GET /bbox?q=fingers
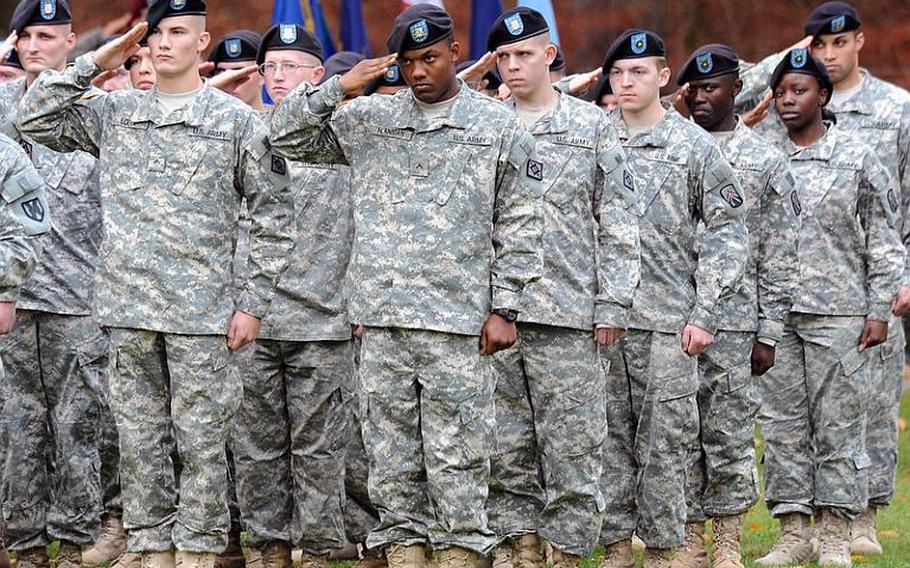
[198,61,215,76]
[122,22,149,46]
[479,328,489,355]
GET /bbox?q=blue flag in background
[303,0,337,58]
[470,0,502,59]
[341,0,371,56]
[517,0,560,45]
[271,0,304,25]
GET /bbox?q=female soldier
[756,48,904,568]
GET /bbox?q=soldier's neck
[834,67,863,92]
[157,72,205,95]
[25,63,65,90]
[787,117,826,148]
[515,83,558,111]
[621,100,666,130]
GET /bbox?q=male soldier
[0,49,24,84]
[208,30,264,111]
[270,5,543,568]
[230,23,352,568]
[0,2,114,568]
[0,133,50,568]
[16,2,295,568]
[596,30,747,568]
[735,2,910,556]
[483,8,639,568]
[670,44,801,568]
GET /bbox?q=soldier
[669,44,801,568]
[0,133,50,568]
[483,8,639,568]
[755,49,903,568]
[208,30,264,111]
[270,5,544,568]
[596,30,747,568]
[16,2,296,568]
[0,49,24,84]
[0,2,114,568]
[737,2,910,557]
[230,23,353,568]
[126,42,155,91]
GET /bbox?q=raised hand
[93,22,148,71]
[338,54,397,96]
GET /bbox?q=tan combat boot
[600,539,635,568]
[849,507,882,556]
[55,541,82,568]
[817,510,851,567]
[436,547,481,568]
[386,544,427,568]
[670,522,707,568]
[112,553,142,568]
[353,547,388,568]
[512,535,543,568]
[83,516,128,566]
[754,513,817,566]
[295,553,329,568]
[643,548,674,568]
[490,543,512,568]
[0,540,8,568]
[16,546,49,568]
[548,546,580,568]
[631,535,645,553]
[251,541,291,568]
[174,552,216,568]
[711,514,745,568]
[139,551,176,568]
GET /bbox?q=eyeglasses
[258,62,318,76]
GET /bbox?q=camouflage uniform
[270,77,543,553]
[685,121,801,522]
[0,77,110,551]
[758,125,904,518]
[739,58,910,511]
[487,92,639,556]
[17,54,295,553]
[598,106,748,549]
[232,113,354,554]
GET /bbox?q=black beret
[770,48,833,106]
[257,24,323,67]
[594,74,612,99]
[386,4,454,55]
[677,43,741,85]
[486,7,549,53]
[2,49,23,70]
[804,2,861,37]
[550,45,566,72]
[456,59,502,90]
[146,0,206,36]
[376,63,406,88]
[10,0,71,34]
[209,30,261,65]
[602,29,666,73]
[321,51,364,83]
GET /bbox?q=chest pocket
[164,128,233,196]
[365,125,414,204]
[631,153,688,233]
[541,136,595,210]
[423,131,494,207]
[812,167,859,230]
[105,120,152,195]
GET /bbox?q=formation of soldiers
[0,2,908,568]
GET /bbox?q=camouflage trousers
[599,329,698,549]
[0,310,108,549]
[865,319,905,507]
[360,327,496,553]
[232,339,351,554]
[758,314,870,519]
[487,324,606,556]
[344,337,380,546]
[107,328,240,553]
[685,331,758,522]
[95,349,122,519]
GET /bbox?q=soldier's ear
[853,31,864,53]
[449,40,460,62]
[732,78,743,99]
[198,31,211,54]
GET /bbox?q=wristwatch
[491,308,519,323]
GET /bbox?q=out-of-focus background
[1,0,908,88]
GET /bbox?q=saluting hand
[567,68,602,96]
[0,302,16,336]
[458,51,497,91]
[742,92,773,128]
[0,32,17,66]
[209,64,259,93]
[93,22,147,71]
[227,310,261,351]
[338,54,397,96]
